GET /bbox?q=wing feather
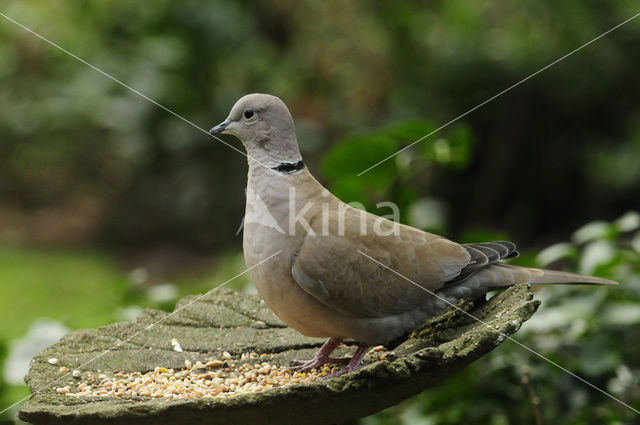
[289,206,471,318]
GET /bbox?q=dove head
[209,94,302,167]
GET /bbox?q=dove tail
[484,263,618,286]
[437,251,617,303]
[524,266,618,285]
[451,240,618,287]
[436,263,617,306]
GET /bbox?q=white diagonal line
[0,250,282,415]
[0,11,280,176]
[356,249,639,415]
[357,10,640,176]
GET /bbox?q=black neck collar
[271,160,305,173]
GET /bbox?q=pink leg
[291,337,350,371]
[324,343,369,378]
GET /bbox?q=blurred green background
[1,1,639,424]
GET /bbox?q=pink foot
[323,343,368,379]
[291,338,349,371]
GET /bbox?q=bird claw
[291,341,370,378]
[289,338,370,377]
[320,354,368,379]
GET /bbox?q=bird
[209,93,617,377]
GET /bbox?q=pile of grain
[54,347,390,399]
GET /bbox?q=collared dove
[209,93,617,376]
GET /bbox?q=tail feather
[437,245,617,301]
[487,263,618,286]
[437,263,617,301]
[525,267,618,285]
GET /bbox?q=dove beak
[209,119,231,135]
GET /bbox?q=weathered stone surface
[18,284,539,425]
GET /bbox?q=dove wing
[290,206,472,318]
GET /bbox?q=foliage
[321,120,472,232]
[0,1,639,250]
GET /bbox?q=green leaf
[578,240,616,274]
[571,221,612,244]
[421,125,473,169]
[321,133,400,208]
[614,211,640,233]
[386,120,438,142]
[536,242,577,267]
[602,303,640,326]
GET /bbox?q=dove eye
[243,108,255,120]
